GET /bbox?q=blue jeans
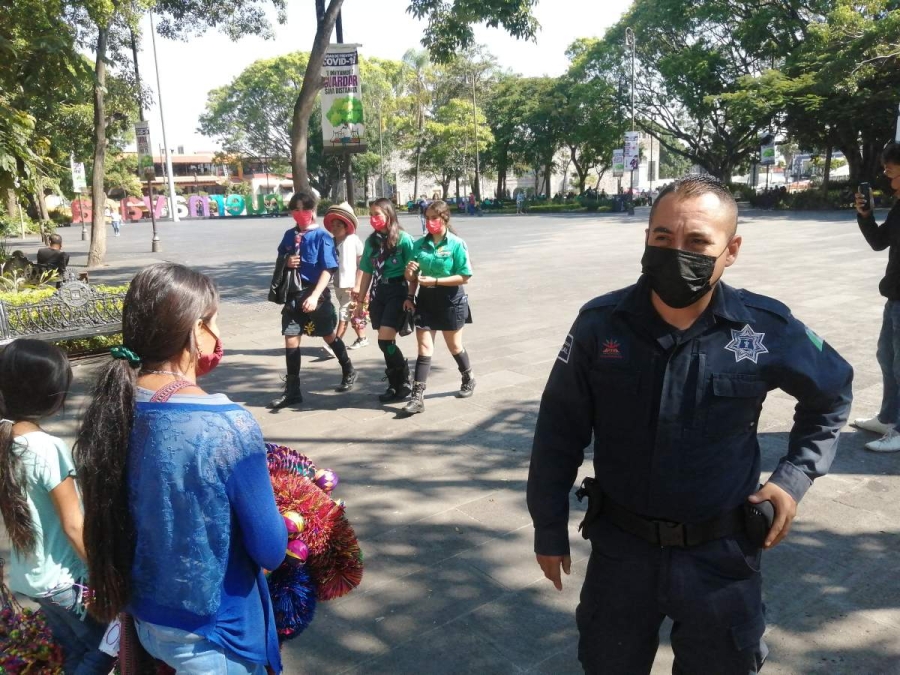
[36,585,117,675]
[135,620,267,675]
[877,300,900,429]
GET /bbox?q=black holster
[575,477,605,539]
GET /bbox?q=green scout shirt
[412,231,473,279]
[360,230,415,279]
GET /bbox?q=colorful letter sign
[321,44,367,155]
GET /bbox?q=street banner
[624,131,640,171]
[760,134,776,166]
[70,157,86,192]
[321,44,367,155]
[613,149,625,177]
[134,121,155,175]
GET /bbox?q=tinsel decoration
[307,514,364,601]
[266,443,317,480]
[268,564,317,641]
[0,605,64,674]
[269,472,344,556]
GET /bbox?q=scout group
[2,158,900,675]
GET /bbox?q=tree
[289,0,539,194]
[400,49,433,201]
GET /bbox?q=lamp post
[625,27,636,215]
[378,105,386,197]
[149,11,178,241]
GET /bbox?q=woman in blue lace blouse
[74,263,288,674]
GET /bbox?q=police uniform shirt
[412,231,473,279]
[527,276,853,556]
[359,231,415,279]
[277,225,338,285]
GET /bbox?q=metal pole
[378,106,385,197]
[471,72,481,201]
[150,11,178,237]
[625,27,636,215]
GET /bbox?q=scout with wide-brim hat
[323,202,358,235]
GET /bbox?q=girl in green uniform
[353,198,416,401]
[402,200,474,415]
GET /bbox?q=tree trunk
[413,99,423,201]
[544,161,553,196]
[291,0,343,193]
[455,174,460,201]
[496,149,507,199]
[88,25,109,268]
[343,155,354,204]
[822,144,833,195]
[35,185,49,221]
[5,188,17,221]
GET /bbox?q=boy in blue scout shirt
[527,176,853,674]
[268,192,357,409]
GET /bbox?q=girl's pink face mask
[292,210,315,227]
[370,214,387,232]
[425,218,444,235]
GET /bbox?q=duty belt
[575,478,765,548]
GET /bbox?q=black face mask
[641,245,726,309]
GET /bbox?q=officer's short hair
[883,142,900,167]
[651,175,738,237]
[49,233,63,247]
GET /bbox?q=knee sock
[414,355,432,383]
[330,337,352,369]
[285,347,301,377]
[452,349,471,373]
[378,339,405,370]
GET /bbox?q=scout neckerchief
[369,232,390,300]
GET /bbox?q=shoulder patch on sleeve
[579,286,632,314]
[805,327,825,351]
[557,333,574,364]
[738,289,791,322]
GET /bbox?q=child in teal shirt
[0,340,115,675]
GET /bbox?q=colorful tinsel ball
[268,563,317,641]
[286,539,309,564]
[313,469,339,493]
[283,510,306,535]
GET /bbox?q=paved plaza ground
[2,208,900,674]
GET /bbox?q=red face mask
[370,215,387,232]
[292,210,315,228]
[197,325,223,377]
[425,218,444,235]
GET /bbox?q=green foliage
[326,97,364,126]
[54,332,123,356]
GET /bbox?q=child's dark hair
[883,142,900,167]
[424,200,457,234]
[369,198,405,252]
[73,262,218,621]
[0,340,72,554]
[288,191,318,212]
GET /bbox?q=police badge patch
[558,333,574,364]
[725,324,769,364]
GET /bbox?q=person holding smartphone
[852,142,900,452]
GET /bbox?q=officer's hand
[748,482,797,549]
[286,255,301,270]
[301,292,319,313]
[535,554,571,591]
[854,192,872,216]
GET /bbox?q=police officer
[526,175,853,674]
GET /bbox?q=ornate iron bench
[0,274,126,345]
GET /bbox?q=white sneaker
[865,429,900,453]
[852,415,893,435]
[347,337,369,350]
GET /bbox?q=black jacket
[526,278,853,556]
[858,201,900,300]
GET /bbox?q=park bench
[0,274,126,345]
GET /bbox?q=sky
[134,0,633,153]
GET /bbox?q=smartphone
[859,182,872,209]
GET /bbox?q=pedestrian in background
[353,198,415,402]
[516,191,525,214]
[527,175,852,674]
[75,263,287,674]
[852,142,900,451]
[111,202,122,236]
[0,340,116,675]
[402,200,474,415]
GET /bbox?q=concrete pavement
[2,209,900,674]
